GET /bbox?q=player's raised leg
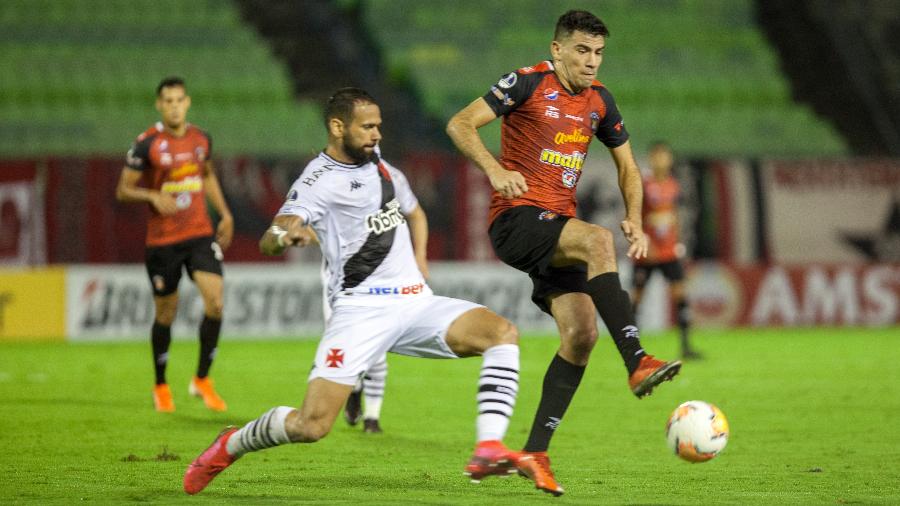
[442,307,521,482]
[189,270,227,411]
[184,378,352,495]
[554,218,681,398]
[151,293,178,412]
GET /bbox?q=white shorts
[308,295,483,385]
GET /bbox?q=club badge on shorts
[538,210,559,221]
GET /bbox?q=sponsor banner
[762,160,900,263]
[0,267,66,340]
[687,262,900,327]
[63,261,894,341]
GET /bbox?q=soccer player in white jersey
[184,88,535,495]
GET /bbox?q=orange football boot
[189,376,228,411]
[183,427,238,494]
[464,440,518,482]
[516,451,564,496]
[628,355,681,398]
[153,384,175,412]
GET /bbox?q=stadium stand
[0,0,323,157]
[361,0,849,156]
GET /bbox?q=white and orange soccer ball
[666,400,729,462]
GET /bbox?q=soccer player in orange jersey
[633,141,701,360]
[448,11,680,495]
[116,77,233,413]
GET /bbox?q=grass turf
[1,328,898,504]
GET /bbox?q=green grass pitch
[1,328,898,504]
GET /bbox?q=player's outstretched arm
[259,215,311,256]
[609,141,648,259]
[115,167,177,215]
[202,161,234,250]
[404,204,430,279]
[446,98,528,199]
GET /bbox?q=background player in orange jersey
[116,76,233,413]
[447,10,681,495]
[632,141,701,360]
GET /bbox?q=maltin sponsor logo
[539,149,585,171]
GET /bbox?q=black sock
[197,316,222,378]
[151,322,171,385]
[676,299,691,350]
[523,354,585,453]
[585,272,645,374]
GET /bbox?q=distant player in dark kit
[632,141,701,360]
[116,76,233,413]
[447,10,681,495]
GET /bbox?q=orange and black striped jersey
[126,122,213,247]
[482,60,629,224]
[637,175,680,264]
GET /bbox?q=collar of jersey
[319,152,371,169]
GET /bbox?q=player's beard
[343,139,376,165]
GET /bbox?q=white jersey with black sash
[278,152,430,307]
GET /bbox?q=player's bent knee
[585,226,614,255]
[491,319,519,346]
[285,415,332,443]
[560,324,598,358]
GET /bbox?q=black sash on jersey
[341,162,397,289]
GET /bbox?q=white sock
[476,344,519,442]
[363,356,388,420]
[226,406,293,457]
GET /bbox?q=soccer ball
[666,400,729,462]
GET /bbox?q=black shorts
[488,206,588,315]
[632,259,685,290]
[145,236,223,296]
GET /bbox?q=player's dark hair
[554,10,609,40]
[324,87,377,128]
[156,76,186,96]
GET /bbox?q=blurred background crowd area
[1,0,897,266]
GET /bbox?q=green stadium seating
[0,0,320,157]
[363,0,847,156]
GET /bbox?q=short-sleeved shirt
[277,152,427,307]
[638,175,680,264]
[126,122,213,247]
[482,60,630,224]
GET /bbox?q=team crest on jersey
[590,111,600,133]
[497,72,517,89]
[543,88,558,101]
[538,210,559,221]
[160,152,173,166]
[562,169,580,188]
